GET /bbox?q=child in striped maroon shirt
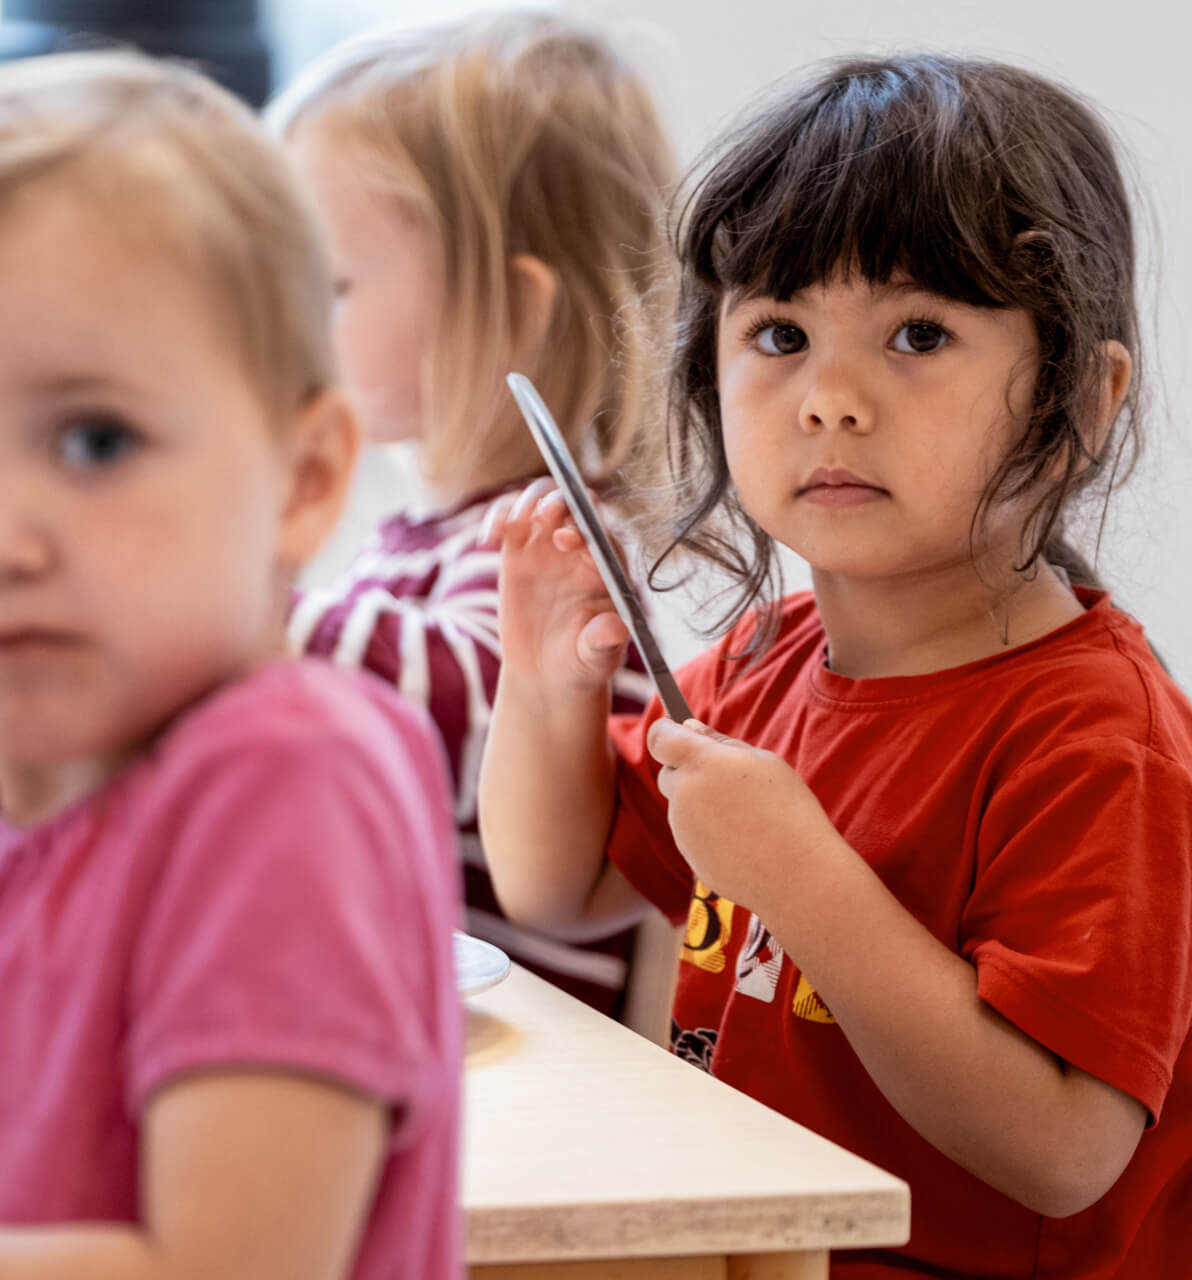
[268,10,677,1017]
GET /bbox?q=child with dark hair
[480,54,1192,1278]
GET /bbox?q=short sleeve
[125,715,459,1125]
[964,738,1192,1121]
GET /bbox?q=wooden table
[464,964,909,1279]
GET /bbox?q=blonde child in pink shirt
[0,50,461,1280]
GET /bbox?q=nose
[0,503,54,584]
[797,359,876,435]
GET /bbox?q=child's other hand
[482,479,629,697]
[647,717,844,912]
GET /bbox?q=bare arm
[787,841,1144,1217]
[0,1072,389,1280]
[650,718,1146,1217]
[478,482,651,940]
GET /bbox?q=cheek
[719,379,787,477]
[926,385,1015,483]
[334,297,423,408]
[331,305,373,392]
[130,521,281,671]
[716,359,759,461]
[137,492,274,595]
[715,347,753,421]
[716,408,750,491]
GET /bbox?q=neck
[1,750,138,829]
[0,622,290,830]
[812,557,1085,679]
[415,454,545,510]
[412,403,550,509]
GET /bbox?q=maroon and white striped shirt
[289,483,652,1015]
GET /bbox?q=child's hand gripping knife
[478,479,653,943]
[646,717,848,916]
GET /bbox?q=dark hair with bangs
[655,53,1142,651]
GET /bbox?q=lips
[0,628,81,651]
[797,467,886,495]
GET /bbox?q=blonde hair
[0,49,336,421]
[267,8,676,496]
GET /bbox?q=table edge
[466,1183,911,1264]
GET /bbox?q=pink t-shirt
[0,659,463,1279]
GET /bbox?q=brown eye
[892,321,948,354]
[756,323,807,355]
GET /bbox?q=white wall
[270,0,1192,683]
[263,0,518,75]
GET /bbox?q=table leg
[468,1251,830,1279]
[469,1256,725,1278]
[726,1251,830,1279]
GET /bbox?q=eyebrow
[13,371,144,397]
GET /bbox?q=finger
[479,493,519,546]
[682,718,734,745]
[538,487,570,515]
[577,610,629,658]
[656,762,675,801]
[529,488,577,542]
[646,716,706,767]
[507,476,558,523]
[552,524,585,552]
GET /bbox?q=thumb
[576,611,630,672]
[647,714,713,766]
[685,719,738,747]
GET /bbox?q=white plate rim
[453,930,512,997]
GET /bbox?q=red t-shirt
[608,589,1192,1279]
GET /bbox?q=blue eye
[755,323,807,356]
[891,321,949,354]
[58,417,140,470]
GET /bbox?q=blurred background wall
[2,1,1186,680]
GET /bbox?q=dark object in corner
[0,0,271,106]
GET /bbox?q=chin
[0,721,109,770]
[803,555,920,583]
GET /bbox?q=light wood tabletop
[464,963,910,1279]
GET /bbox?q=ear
[509,252,559,368]
[276,388,361,570]
[1090,339,1132,455]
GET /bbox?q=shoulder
[724,590,823,657]
[996,592,1192,766]
[120,662,460,988]
[122,662,462,1117]
[677,590,824,702]
[146,660,454,841]
[168,658,441,757]
[290,496,505,648]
